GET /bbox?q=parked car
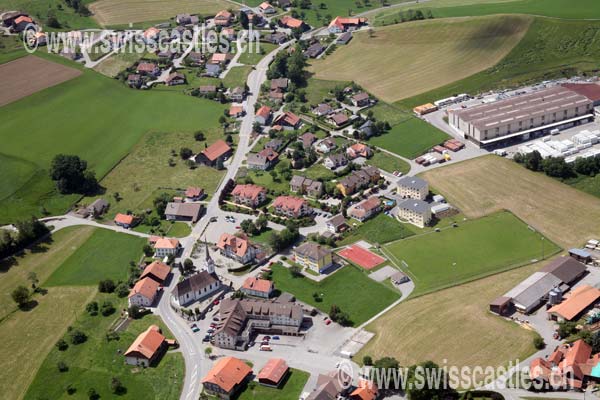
[272,336,280,340]
[325,319,331,325]
[260,345,272,351]
[202,335,211,342]
[190,324,200,332]
[213,299,220,305]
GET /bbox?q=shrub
[533,336,545,350]
[56,339,68,351]
[363,355,373,366]
[11,285,30,307]
[86,301,99,316]
[57,361,69,372]
[69,329,87,345]
[115,282,130,298]
[101,301,115,316]
[98,279,115,293]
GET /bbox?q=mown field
[271,263,400,326]
[366,150,411,174]
[383,211,560,296]
[89,0,233,26]
[237,368,310,400]
[0,53,226,223]
[421,156,600,249]
[308,15,531,102]
[358,260,542,376]
[398,17,600,109]
[338,213,415,246]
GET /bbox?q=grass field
[0,53,226,223]
[357,260,542,376]
[24,296,184,400]
[89,0,233,26]
[398,17,600,109]
[368,116,450,159]
[238,43,278,66]
[0,34,26,65]
[566,174,600,200]
[271,263,400,326]
[384,211,559,296]
[293,0,407,28]
[338,213,415,246]
[308,15,531,102]
[223,65,254,89]
[0,0,98,29]
[367,150,411,173]
[304,78,352,106]
[238,368,310,400]
[45,229,146,286]
[422,156,600,249]
[94,51,143,78]
[83,130,226,218]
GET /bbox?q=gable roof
[185,187,204,198]
[295,242,331,260]
[256,105,272,119]
[129,277,160,300]
[232,184,266,200]
[258,358,288,383]
[140,261,170,283]
[350,379,378,400]
[202,356,252,392]
[540,256,587,285]
[114,213,134,225]
[549,285,600,321]
[201,139,232,162]
[242,277,273,294]
[124,325,165,359]
[174,271,218,298]
[154,237,180,249]
[218,233,251,257]
[280,15,304,28]
[273,195,307,213]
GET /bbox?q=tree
[204,347,213,358]
[69,329,87,345]
[86,301,99,316]
[533,336,545,350]
[98,279,116,293]
[194,131,206,141]
[255,214,268,231]
[289,265,303,277]
[111,377,125,395]
[329,304,352,326]
[101,301,115,316]
[239,10,249,29]
[153,192,172,217]
[143,244,154,257]
[56,338,68,351]
[11,285,30,308]
[27,271,39,289]
[88,388,99,400]
[363,355,373,366]
[179,147,193,160]
[128,304,144,319]
[115,282,130,298]
[50,154,98,194]
[405,360,457,400]
[57,361,69,372]
[46,15,61,28]
[183,258,195,275]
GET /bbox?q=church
[172,241,222,307]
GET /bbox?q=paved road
[39,215,151,238]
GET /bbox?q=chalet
[128,277,161,307]
[259,2,276,14]
[231,184,267,207]
[277,0,291,8]
[157,50,175,60]
[289,175,323,198]
[272,195,311,218]
[304,42,325,58]
[165,72,186,86]
[326,214,348,233]
[279,15,306,30]
[2,12,28,27]
[127,74,142,88]
[255,105,272,125]
[188,51,204,65]
[264,138,283,151]
[11,15,33,33]
[205,63,221,77]
[202,357,252,399]
[358,120,375,137]
[306,370,352,400]
[346,143,372,159]
[218,233,258,264]
[274,111,301,130]
[196,139,232,167]
[328,16,367,33]
[214,10,233,26]
[173,271,221,306]
[185,187,204,201]
[229,86,245,102]
[199,85,217,95]
[210,52,233,65]
[313,103,333,116]
[323,153,348,170]
[352,92,370,107]
[165,202,203,222]
[348,196,381,221]
[140,261,171,284]
[114,213,136,228]
[222,28,236,41]
[317,138,336,153]
[248,148,279,170]
[270,78,289,91]
[329,112,349,127]
[258,359,289,387]
[176,13,199,25]
[136,62,160,76]
[299,132,317,149]
[269,89,284,102]
[124,325,166,367]
[241,277,274,298]
[349,379,379,400]
[142,27,160,43]
[153,237,181,258]
[264,32,288,44]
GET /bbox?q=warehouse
[448,86,595,148]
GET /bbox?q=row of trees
[513,150,600,180]
[50,154,98,195]
[0,217,50,259]
[240,214,269,236]
[267,44,307,87]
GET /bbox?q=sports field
[383,211,560,296]
[90,0,233,26]
[308,15,531,102]
[338,213,415,246]
[0,56,81,107]
[422,156,600,249]
[358,260,542,375]
[0,54,226,223]
[338,245,386,270]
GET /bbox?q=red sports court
[338,244,385,270]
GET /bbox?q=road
[39,214,151,238]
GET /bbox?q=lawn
[94,51,144,78]
[82,130,226,219]
[238,42,278,65]
[249,227,274,245]
[271,263,400,326]
[304,77,351,106]
[338,213,415,246]
[133,220,192,237]
[357,260,542,379]
[45,228,146,286]
[293,0,407,28]
[308,15,531,102]
[367,150,411,174]
[397,17,600,109]
[566,174,600,200]
[244,164,292,195]
[238,368,310,400]
[368,117,449,159]
[24,294,184,400]
[223,65,254,89]
[299,163,337,181]
[0,34,26,65]
[89,0,233,26]
[0,53,226,223]
[383,211,560,296]
[422,155,600,249]
[0,0,98,29]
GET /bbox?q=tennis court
[338,244,386,270]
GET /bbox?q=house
[299,132,317,149]
[350,379,379,400]
[336,166,380,196]
[114,213,135,228]
[128,277,161,307]
[196,139,232,167]
[306,369,352,400]
[397,199,431,228]
[173,271,221,306]
[188,51,204,66]
[205,63,221,77]
[124,325,166,367]
[317,138,337,153]
[269,89,284,102]
[346,143,372,159]
[230,86,245,102]
[258,358,289,387]
[264,138,283,151]
[165,202,203,222]
[324,153,348,170]
[218,233,258,264]
[255,105,272,125]
[185,187,204,201]
[153,238,181,258]
[214,10,233,26]
[222,28,236,40]
[314,103,334,117]
[87,198,108,217]
[289,175,323,198]
[270,78,289,92]
[391,271,409,285]
[264,32,288,44]
[259,1,276,13]
[199,85,217,95]
[548,285,600,322]
[337,31,352,45]
[127,74,142,88]
[352,92,370,107]
[231,184,267,207]
[176,13,199,25]
[328,16,367,33]
[11,15,33,33]
[277,0,291,8]
[274,111,301,130]
[157,50,175,60]
[326,214,348,233]
[279,15,306,30]
[241,276,274,298]
[329,112,349,127]
[165,72,186,86]
[294,242,333,274]
[136,62,159,76]
[358,120,375,137]
[348,196,381,221]
[142,27,160,42]
[2,12,28,27]
[211,52,233,65]
[140,260,170,284]
[272,195,311,218]
[397,176,429,200]
[247,148,279,170]
[229,105,244,118]
[304,42,325,58]
[201,357,252,399]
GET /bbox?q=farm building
[164,202,203,222]
[448,86,595,148]
[140,261,170,284]
[201,356,252,399]
[87,198,108,217]
[114,213,136,228]
[128,277,161,307]
[258,358,289,387]
[548,285,600,322]
[124,325,167,367]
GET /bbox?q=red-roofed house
[241,277,274,298]
[229,104,244,118]
[140,261,171,283]
[231,184,267,207]
[346,143,372,159]
[258,358,289,387]
[185,186,205,200]
[259,2,276,14]
[274,111,301,130]
[196,139,232,167]
[214,10,233,26]
[548,285,600,322]
[348,196,381,221]
[218,233,258,264]
[279,15,306,30]
[272,195,311,218]
[114,213,136,228]
[136,62,160,76]
[202,356,252,399]
[154,238,181,258]
[128,277,161,307]
[328,16,367,33]
[350,379,379,400]
[11,15,33,32]
[124,325,167,366]
[255,105,272,125]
